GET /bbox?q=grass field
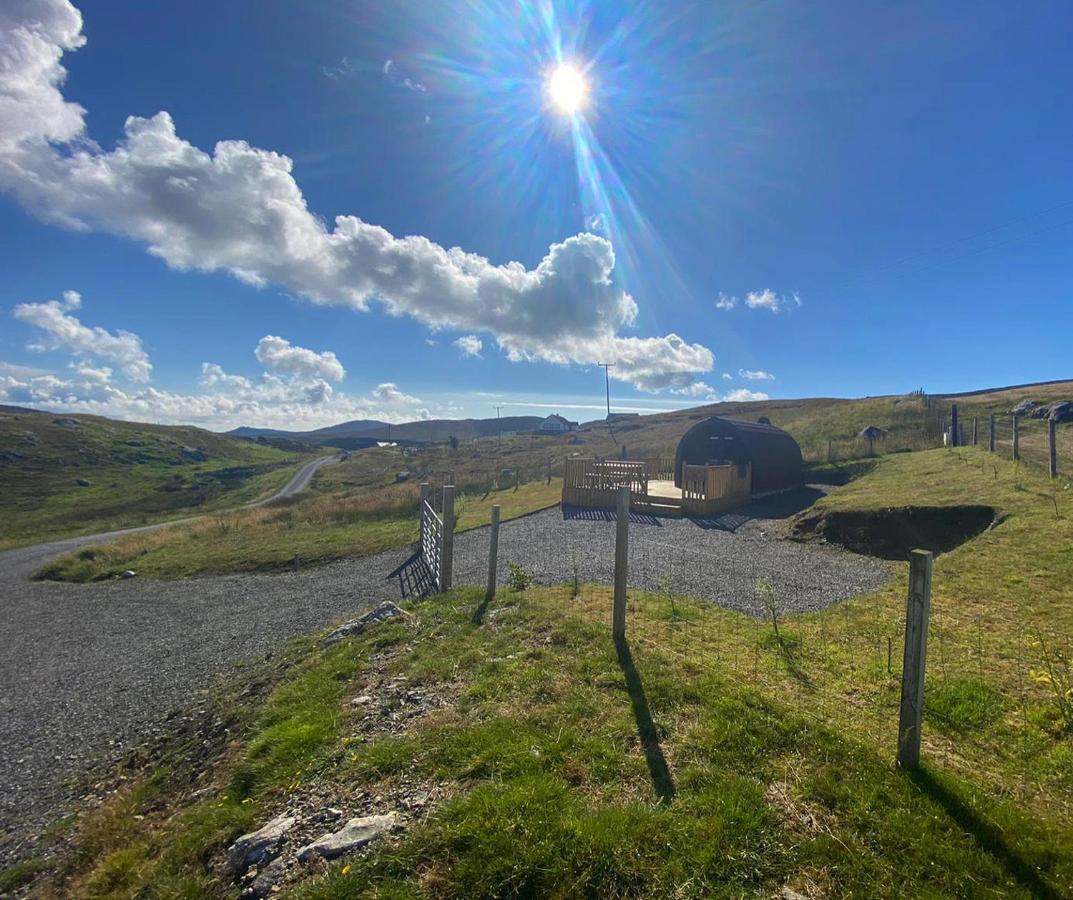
[0,407,306,549]
[16,446,1072,897]
[38,478,563,581]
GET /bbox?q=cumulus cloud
[12,291,152,381]
[715,293,737,311]
[738,368,775,381]
[721,372,733,380]
[254,335,345,383]
[745,289,801,313]
[0,293,430,428]
[723,388,770,402]
[371,382,421,406]
[199,361,252,391]
[0,0,715,394]
[453,335,482,358]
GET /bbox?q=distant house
[539,414,578,434]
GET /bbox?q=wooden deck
[562,459,752,519]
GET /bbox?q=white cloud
[586,213,607,233]
[371,382,421,406]
[738,368,775,381]
[12,292,152,381]
[199,361,252,391]
[744,289,801,313]
[0,353,429,430]
[0,1,715,395]
[721,372,733,381]
[254,335,345,383]
[453,334,483,358]
[715,293,737,311]
[723,388,770,402]
[382,58,426,92]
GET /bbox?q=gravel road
[0,484,889,865]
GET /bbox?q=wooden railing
[563,456,750,515]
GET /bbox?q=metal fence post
[949,404,959,448]
[898,549,933,769]
[441,484,455,591]
[988,414,995,453]
[1012,415,1020,461]
[485,504,500,603]
[1049,418,1058,478]
[613,485,629,641]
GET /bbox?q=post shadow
[471,593,492,625]
[614,636,676,802]
[907,767,1061,900]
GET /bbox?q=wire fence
[930,407,1072,483]
[427,472,1073,824]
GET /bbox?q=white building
[539,414,578,434]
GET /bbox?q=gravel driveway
[453,490,891,616]
[0,485,889,865]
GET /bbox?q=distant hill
[227,415,545,445]
[0,406,302,548]
[228,420,389,440]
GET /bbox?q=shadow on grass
[471,591,492,625]
[615,636,676,803]
[908,767,1062,900]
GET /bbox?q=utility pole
[494,405,503,448]
[597,362,615,419]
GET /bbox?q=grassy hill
[0,406,307,549]
[228,415,546,446]
[27,449,1073,897]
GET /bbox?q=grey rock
[297,812,399,862]
[350,694,374,706]
[1010,398,1037,417]
[227,814,296,874]
[52,417,81,428]
[179,445,209,461]
[246,857,286,899]
[76,478,91,487]
[120,570,136,579]
[1037,400,1073,423]
[322,601,404,647]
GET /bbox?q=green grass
[0,407,305,549]
[47,576,1071,898]
[0,858,48,892]
[38,478,563,581]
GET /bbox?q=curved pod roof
[674,416,802,495]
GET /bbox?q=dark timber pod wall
[673,416,803,495]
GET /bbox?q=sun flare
[547,63,588,115]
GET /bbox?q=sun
[547,63,588,115]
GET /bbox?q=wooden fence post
[972,416,978,446]
[988,414,995,453]
[949,404,959,448]
[441,484,455,591]
[1049,418,1058,478]
[898,549,933,769]
[485,504,500,603]
[1012,416,1020,461]
[613,485,629,641]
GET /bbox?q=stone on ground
[322,601,404,647]
[227,814,296,874]
[297,812,399,862]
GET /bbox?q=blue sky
[1,0,1070,430]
